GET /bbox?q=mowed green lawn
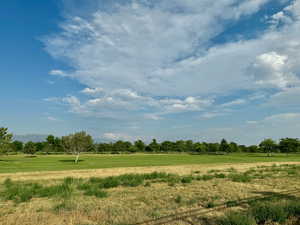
[1,153,300,173]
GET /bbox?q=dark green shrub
[226,200,239,207]
[215,173,226,179]
[201,175,214,181]
[144,182,151,187]
[99,177,121,188]
[83,186,108,198]
[118,174,144,187]
[251,202,288,223]
[143,172,171,180]
[219,212,256,225]
[39,182,73,199]
[229,174,252,183]
[205,201,215,208]
[2,182,43,203]
[284,201,300,217]
[175,195,182,204]
[181,176,193,184]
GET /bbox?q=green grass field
[1,153,300,173]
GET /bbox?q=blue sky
[1,0,300,144]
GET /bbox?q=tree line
[1,127,300,157]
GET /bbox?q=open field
[1,154,300,225]
[1,153,300,174]
[1,163,300,225]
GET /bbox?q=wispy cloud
[42,0,300,143]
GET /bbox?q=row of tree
[1,127,300,157]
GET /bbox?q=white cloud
[47,116,60,122]
[200,112,227,119]
[102,132,134,141]
[81,87,104,95]
[221,99,247,108]
[45,0,277,96]
[44,0,300,123]
[264,112,300,122]
[251,51,297,89]
[49,70,68,77]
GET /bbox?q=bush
[99,177,121,188]
[284,201,300,217]
[229,173,252,183]
[2,181,43,203]
[181,176,193,184]
[214,173,226,179]
[205,201,215,208]
[83,186,108,198]
[251,202,288,223]
[226,200,239,207]
[175,195,182,204]
[40,182,73,199]
[219,212,256,225]
[200,174,214,181]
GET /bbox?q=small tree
[24,141,37,155]
[0,127,13,155]
[62,131,93,163]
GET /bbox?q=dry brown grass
[1,162,300,225]
[1,161,300,182]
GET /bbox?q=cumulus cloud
[81,87,104,95]
[44,0,300,124]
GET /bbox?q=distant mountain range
[14,134,49,143]
[13,134,105,143]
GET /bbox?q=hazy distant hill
[14,134,49,143]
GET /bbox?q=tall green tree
[134,140,145,152]
[160,141,174,153]
[146,139,160,152]
[194,142,208,153]
[0,128,13,155]
[229,142,239,153]
[97,143,113,153]
[219,139,230,153]
[185,140,194,152]
[112,141,132,153]
[279,138,300,154]
[259,139,277,156]
[11,140,23,152]
[247,145,258,153]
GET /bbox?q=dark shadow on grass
[0,159,16,162]
[250,191,299,202]
[247,155,277,158]
[59,159,85,163]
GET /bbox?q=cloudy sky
[1,0,300,144]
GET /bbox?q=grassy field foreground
[1,163,300,225]
[1,153,300,173]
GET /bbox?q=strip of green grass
[0,153,300,173]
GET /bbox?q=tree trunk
[75,152,80,163]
